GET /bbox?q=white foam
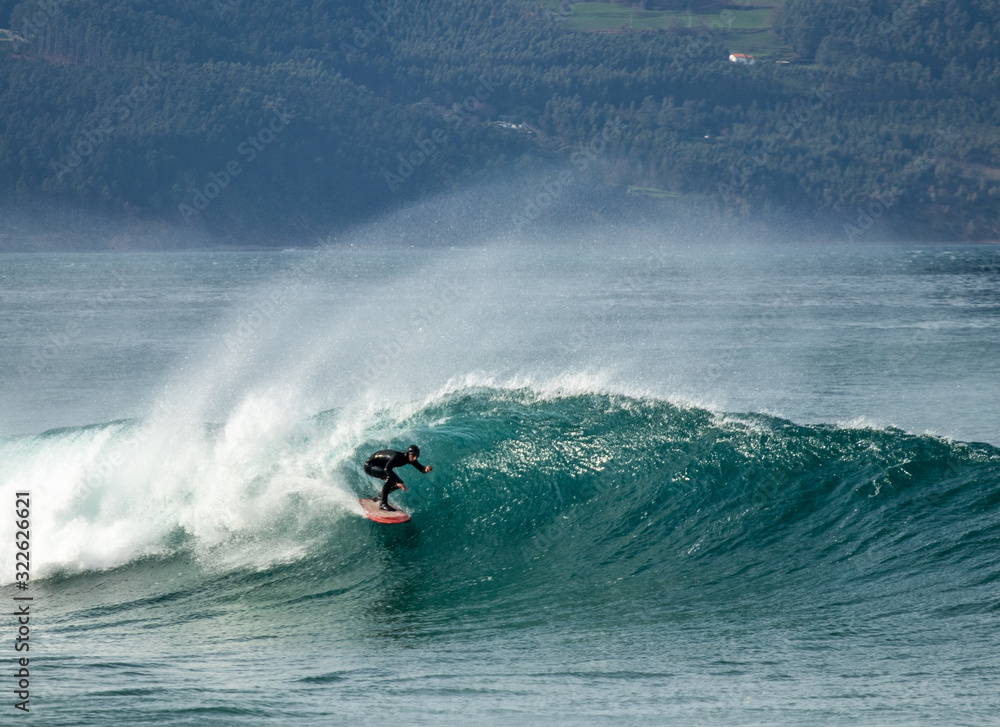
[0,391,360,583]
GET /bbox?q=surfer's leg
[366,464,389,503]
[379,476,401,510]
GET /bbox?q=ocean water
[1,237,999,725]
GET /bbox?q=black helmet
[406,444,420,457]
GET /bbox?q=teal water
[1,240,999,724]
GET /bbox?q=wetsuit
[364,449,427,509]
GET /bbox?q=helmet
[406,444,420,457]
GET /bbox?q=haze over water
[4,236,998,443]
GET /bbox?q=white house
[729,53,755,65]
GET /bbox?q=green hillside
[1,0,998,241]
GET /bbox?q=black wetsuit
[364,449,427,509]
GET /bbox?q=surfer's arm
[412,459,431,473]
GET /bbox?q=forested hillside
[1,0,998,241]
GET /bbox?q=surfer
[364,445,432,510]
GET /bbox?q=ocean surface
[1,237,999,725]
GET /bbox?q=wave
[3,385,999,615]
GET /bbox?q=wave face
[4,385,998,621]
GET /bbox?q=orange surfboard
[359,498,411,524]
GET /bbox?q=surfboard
[359,497,411,524]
